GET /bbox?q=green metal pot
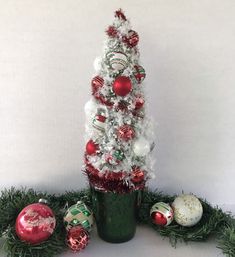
[91,187,141,243]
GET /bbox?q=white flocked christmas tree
[84,9,155,193]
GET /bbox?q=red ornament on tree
[86,140,99,155]
[91,76,104,96]
[113,76,132,97]
[133,65,146,83]
[67,226,89,252]
[15,200,56,245]
[134,95,145,110]
[117,124,135,141]
[106,26,118,38]
[131,166,145,183]
[115,9,127,21]
[123,30,139,48]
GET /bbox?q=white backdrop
[0,0,234,206]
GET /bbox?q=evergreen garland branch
[0,188,234,257]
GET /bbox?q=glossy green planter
[91,188,141,243]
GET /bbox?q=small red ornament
[131,167,145,183]
[67,226,89,252]
[106,26,118,38]
[123,30,139,48]
[151,212,167,226]
[134,95,145,110]
[113,76,132,97]
[116,100,129,112]
[115,9,127,21]
[91,76,104,96]
[133,65,146,83]
[117,125,135,141]
[15,200,56,245]
[86,140,99,155]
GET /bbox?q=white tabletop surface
[0,225,225,257]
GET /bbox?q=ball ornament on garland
[86,140,99,155]
[133,65,146,83]
[64,201,93,232]
[123,30,139,48]
[66,225,89,252]
[15,199,56,245]
[113,76,132,97]
[172,194,203,227]
[150,202,174,226]
[117,124,135,141]
[106,51,128,72]
[132,137,151,157]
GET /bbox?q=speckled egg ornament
[172,194,203,227]
[64,201,93,232]
[150,202,174,226]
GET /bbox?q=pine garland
[0,188,234,257]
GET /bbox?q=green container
[91,188,141,243]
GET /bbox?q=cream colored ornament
[93,56,102,72]
[172,194,203,227]
[106,51,128,71]
[84,99,98,119]
[133,137,151,157]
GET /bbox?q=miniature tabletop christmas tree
[84,9,155,193]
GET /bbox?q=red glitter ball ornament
[106,26,118,38]
[131,167,145,183]
[123,30,139,48]
[86,140,99,155]
[113,76,132,97]
[151,212,168,226]
[91,76,104,96]
[15,201,56,245]
[117,124,135,141]
[67,226,89,252]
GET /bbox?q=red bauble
[106,26,118,38]
[67,226,89,252]
[86,140,99,155]
[117,125,135,141]
[134,95,145,110]
[131,167,145,183]
[91,76,104,95]
[133,65,146,83]
[116,100,129,112]
[113,76,132,97]
[123,30,139,48]
[151,212,167,226]
[115,9,127,21]
[15,202,56,245]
